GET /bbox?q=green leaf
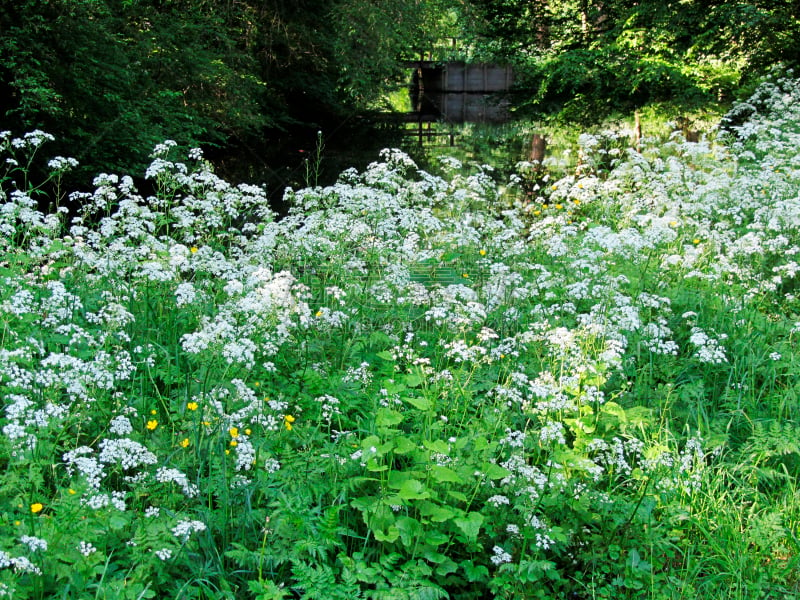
[374,526,400,543]
[473,436,489,451]
[446,490,469,503]
[376,408,404,427]
[425,530,450,547]
[454,512,484,542]
[398,479,430,500]
[366,458,388,472]
[393,436,418,454]
[435,557,458,576]
[395,516,422,547]
[481,462,511,480]
[423,439,450,454]
[404,396,432,411]
[419,501,456,523]
[460,559,489,583]
[430,465,464,484]
[403,373,423,388]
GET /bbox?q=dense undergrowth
[1,72,799,599]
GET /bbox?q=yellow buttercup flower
[146,420,158,431]
[284,415,295,431]
[187,401,198,411]
[229,427,239,439]
[479,249,487,256]
[230,440,238,447]
[179,438,190,448]
[31,503,43,514]
[190,246,199,254]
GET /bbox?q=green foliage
[3,77,800,598]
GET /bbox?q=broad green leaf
[425,530,450,546]
[481,462,511,480]
[392,436,417,454]
[376,408,403,427]
[454,512,483,542]
[423,439,450,454]
[430,465,464,484]
[395,516,422,547]
[398,479,430,500]
[403,373,423,388]
[419,501,456,523]
[374,526,400,543]
[404,396,432,411]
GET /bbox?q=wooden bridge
[397,61,515,144]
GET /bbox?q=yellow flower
[202,420,211,427]
[479,249,487,256]
[542,204,548,209]
[284,415,295,431]
[244,428,252,436]
[30,503,43,514]
[179,438,190,448]
[533,210,541,216]
[555,203,563,210]
[693,238,701,245]
[229,427,239,439]
[68,488,77,495]
[669,220,678,227]
[150,409,157,415]
[573,199,581,205]
[462,273,469,279]
[190,246,199,254]
[186,401,198,411]
[315,310,323,318]
[146,420,158,431]
[230,440,238,447]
